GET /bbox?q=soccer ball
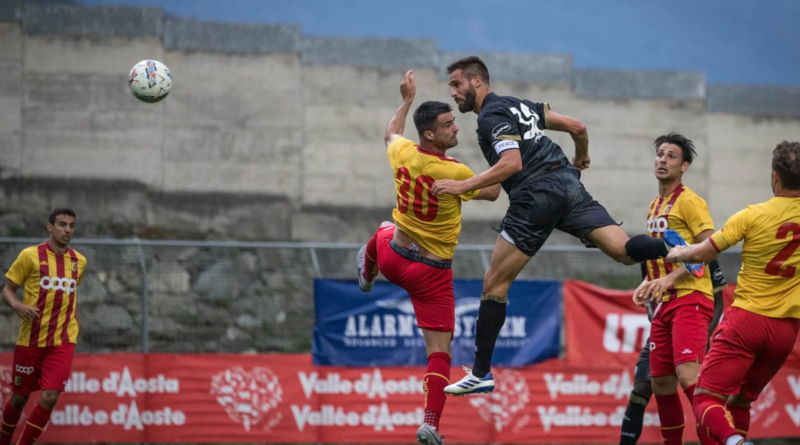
[128,60,172,103]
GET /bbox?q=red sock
[655,392,685,445]
[694,393,737,443]
[423,352,451,431]
[16,404,51,445]
[685,384,716,445]
[363,228,382,280]
[725,403,750,437]
[1,401,22,445]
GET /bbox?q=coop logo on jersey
[15,365,35,375]
[647,216,669,234]
[39,277,77,294]
[341,297,527,348]
[210,366,283,432]
[470,369,529,432]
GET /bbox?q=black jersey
[476,92,574,193]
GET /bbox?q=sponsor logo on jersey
[39,277,77,293]
[647,217,669,234]
[491,123,513,140]
[15,365,35,375]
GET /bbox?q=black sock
[625,234,669,262]
[620,390,650,445]
[472,299,506,378]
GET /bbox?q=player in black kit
[432,56,695,395]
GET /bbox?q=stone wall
[1,2,800,244]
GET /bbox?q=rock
[194,260,243,300]
[115,270,142,293]
[275,311,286,323]
[239,252,258,272]
[77,273,107,304]
[149,268,191,294]
[106,276,127,294]
[225,327,250,341]
[86,305,134,331]
[96,271,108,283]
[148,317,186,340]
[0,314,19,347]
[236,314,262,330]
[0,214,25,237]
[150,294,199,322]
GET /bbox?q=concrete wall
[1,2,800,243]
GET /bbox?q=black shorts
[499,167,618,256]
[634,337,652,385]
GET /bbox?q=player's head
[413,101,458,150]
[47,207,76,247]
[771,141,800,193]
[447,56,490,114]
[653,133,697,182]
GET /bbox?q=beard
[457,85,477,113]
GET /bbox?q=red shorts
[649,291,714,377]
[11,343,75,395]
[374,226,455,332]
[699,306,800,401]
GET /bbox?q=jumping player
[434,56,691,395]
[356,71,500,445]
[665,141,800,445]
[1,208,86,445]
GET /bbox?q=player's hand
[13,301,40,321]
[572,155,591,170]
[640,276,675,304]
[666,245,691,263]
[400,70,416,101]
[632,278,649,306]
[432,179,467,197]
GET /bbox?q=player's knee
[10,393,29,410]
[727,394,751,408]
[39,390,60,409]
[633,382,653,400]
[483,269,511,295]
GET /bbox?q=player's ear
[681,161,690,173]
[423,130,435,143]
[46,223,53,233]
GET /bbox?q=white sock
[725,434,744,445]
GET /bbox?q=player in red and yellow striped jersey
[666,141,800,445]
[1,208,86,445]
[629,134,726,445]
[356,71,500,445]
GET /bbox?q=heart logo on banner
[210,366,283,432]
[469,369,530,432]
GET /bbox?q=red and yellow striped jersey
[388,137,480,259]
[710,197,800,319]
[5,243,86,347]
[645,184,714,302]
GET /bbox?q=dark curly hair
[772,141,800,190]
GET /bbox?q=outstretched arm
[431,149,521,196]
[547,111,589,170]
[666,239,719,264]
[385,70,416,148]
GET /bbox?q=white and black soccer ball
[128,60,172,103]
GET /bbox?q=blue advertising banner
[313,279,561,367]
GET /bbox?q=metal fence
[0,238,743,354]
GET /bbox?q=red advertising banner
[565,280,800,369]
[1,353,800,443]
[564,280,650,369]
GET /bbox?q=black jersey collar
[481,92,499,109]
